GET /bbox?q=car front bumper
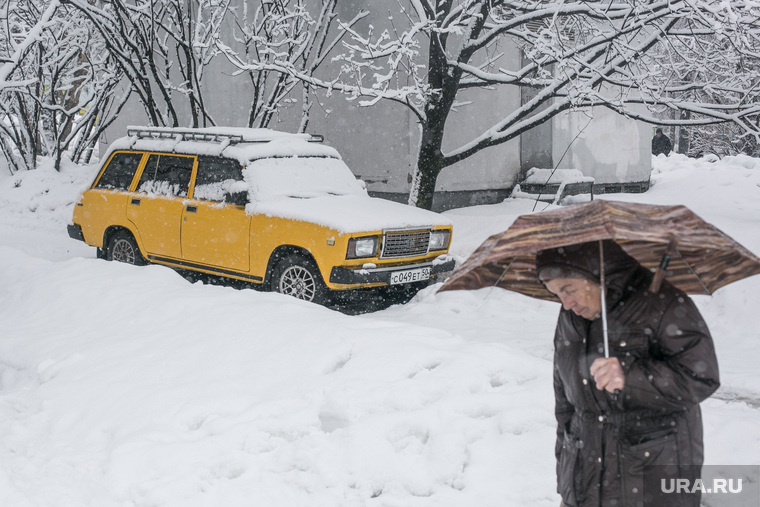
[329,256,456,286]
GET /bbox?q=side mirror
[225,191,248,206]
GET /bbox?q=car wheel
[271,254,328,304]
[107,231,146,265]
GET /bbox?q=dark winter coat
[538,241,720,507]
[652,133,672,156]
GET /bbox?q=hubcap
[112,239,136,264]
[279,265,316,301]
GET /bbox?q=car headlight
[346,236,379,259]
[429,230,451,251]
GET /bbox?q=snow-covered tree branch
[235,0,760,209]
[215,0,369,131]
[63,0,355,133]
[1,0,127,173]
[63,0,232,128]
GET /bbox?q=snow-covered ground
[0,154,758,506]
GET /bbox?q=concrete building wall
[553,106,652,191]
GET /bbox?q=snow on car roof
[104,126,341,165]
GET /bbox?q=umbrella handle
[649,238,678,293]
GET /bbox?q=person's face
[544,277,602,320]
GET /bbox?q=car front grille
[380,228,430,258]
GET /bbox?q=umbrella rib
[481,257,518,305]
[494,258,516,288]
[675,250,712,295]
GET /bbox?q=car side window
[136,154,194,197]
[193,156,245,203]
[94,152,143,191]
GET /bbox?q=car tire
[107,231,146,266]
[270,253,328,304]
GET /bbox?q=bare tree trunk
[409,117,445,210]
[408,1,472,210]
[678,110,691,155]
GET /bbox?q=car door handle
[186,205,197,213]
[131,198,141,206]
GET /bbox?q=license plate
[390,267,431,285]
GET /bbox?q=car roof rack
[126,127,324,144]
[127,127,244,144]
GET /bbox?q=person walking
[537,240,719,507]
[439,200,760,506]
[651,127,672,156]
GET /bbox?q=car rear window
[192,156,245,202]
[94,152,143,191]
[136,154,195,197]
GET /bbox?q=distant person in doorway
[651,128,672,156]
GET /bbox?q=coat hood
[536,240,643,307]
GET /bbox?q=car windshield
[244,156,367,201]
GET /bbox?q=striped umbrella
[439,200,760,302]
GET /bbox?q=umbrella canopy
[439,200,760,302]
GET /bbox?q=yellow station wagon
[68,127,455,304]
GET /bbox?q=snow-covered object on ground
[0,153,758,506]
[522,168,595,184]
[511,168,595,205]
